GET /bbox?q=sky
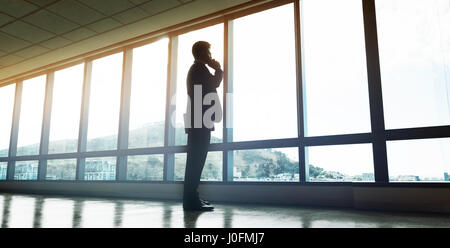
[0,83,15,156]
[128,37,168,148]
[16,75,46,155]
[86,52,123,148]
[0,0,449,180]
[48,63,84,153]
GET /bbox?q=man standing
[183,41,222,211]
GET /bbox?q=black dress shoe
[200,198,211,205]
[183,202,214,211]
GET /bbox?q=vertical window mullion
[117,49,133,181]
[7,81,22,180]
[38,72,54,180]
[295,0,306,183]
[76,61,93,180]
[362,0,389,182]
[164,35,178,181]
[225,19,234,182]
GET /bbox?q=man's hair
[192,41,210,60]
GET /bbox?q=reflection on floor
[0,193,449,228]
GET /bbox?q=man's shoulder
[188,62,208,83]
[190,61,207,72]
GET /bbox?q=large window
[46,159,77,180]
[48,64,84,154]
[302,0,371,136]
[14,160,38,180]
[175,24,224,145]
[387,138,450,182]
[232,4,297,141]
[0,162,7,180]
[86,52,123,151]
[306,144,374,182]
[233,147,299,182]
[376,0,450,129]
[16,76,46,156]
[174,151,223,181]
[0,84,15,157]
[127,154,164,181]
[0,1,448,186]
[84,157,116,181]
[128,38,168,149]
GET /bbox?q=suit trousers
[183,128,211,203]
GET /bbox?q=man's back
[185,60,223,131]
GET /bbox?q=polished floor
[0,193,449,228]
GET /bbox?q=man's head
[192,41,211,64]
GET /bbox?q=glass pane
[14,160,38,180]
[233,147,299,182]
[86,53,123,151]
[306,144,374,182]
[46,159,77,180]
[0,84,15,157]
[84,157,116,180]
[48,64,84,154]
[16,76,46,156]
[0,162,7,180]
[175,24,224,145]
[302,0,371,136]
[232,4,297,141]
[387,138,450,182]
[128,38,168,148]
[127,154,164,181]
[174,151,222,181]
[376,0,450,129]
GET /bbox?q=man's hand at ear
[207,59,221,71]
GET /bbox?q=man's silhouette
[183,41,222,211]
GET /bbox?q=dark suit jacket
[185,60,223,133]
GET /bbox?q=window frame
[0,0,448,186]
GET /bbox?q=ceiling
[0,0,195,69]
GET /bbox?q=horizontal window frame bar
[303,133,373,147]
[1,180,449,188]
[5,126,450,161]
[386,125,450,141]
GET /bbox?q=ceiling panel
[128,0,152,5]
[0,54,25,67]
[40,36,72,50]
[140,0,181,15]
[0,13,14,26]
[14,45,50,59]
[0,0,39,18]
[1,20,55,43]
[87,18,122,33]
[0,32,32,53]
[0,0,199,73]
[77,0,135,16]
[62,27,96,42]
[112,7,148,24]
[23,9,80,35]
[47,0,105,25]
[25,0,60,7]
